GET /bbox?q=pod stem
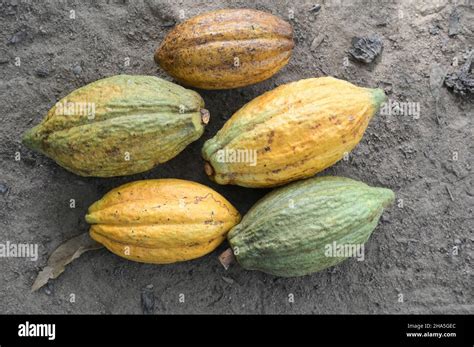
[219,248,235,270]
[204,161,214,177]
[200,109,210,125]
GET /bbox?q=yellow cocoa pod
[202,77,387,188]
[86,179,240,264]
[154,9,294,89]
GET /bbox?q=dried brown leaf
[31,232,103,292]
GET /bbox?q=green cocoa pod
[22,75,209,177]
[223,176,394,277]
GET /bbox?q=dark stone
[35,66,49,77]
[429,24,441,35]
[444,54,473,95]
[349,35,383,64]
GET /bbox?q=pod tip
[371,88,387,110]
[378,188,395,208]
[204,161,214,176]
[218,248,236,270]
[200,109,210,125]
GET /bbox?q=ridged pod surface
[227,176,394,277]
[155,9,294,89]
[86,179,241,264]
[202,77,387,187]
[22,75,209,177]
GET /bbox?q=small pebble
[0,182,8,195]
[161,21,176,28]
[222,276,234,284]
[454,239,462,245]
[9,30,27,44]
[35,66,49,78]
[309,4,321,13]
[429,24,441,35]
[72,65,82,75]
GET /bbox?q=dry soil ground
[0,0,472,313]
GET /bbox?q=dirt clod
[444,53,473,95]
[349,35,383,63]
